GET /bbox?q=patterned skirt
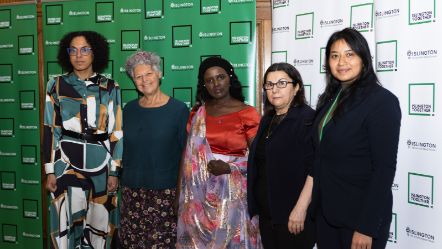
[119,186,177,249]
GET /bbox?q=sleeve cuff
[45,163,54,174]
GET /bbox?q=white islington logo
[0,76,12,82]
[45,40,60,46]
[68,10,90,16]
[170,2,194,8]
[21,178,39,184]
[18,70,36,75]
[0,203,18,209]
[23,232,40,238]
[199,32,223,38]
[0,44,13,49]
[144,35,166,41]
[0,98,15,103]
[19,124,38,129]
[16,14,35,20]
[120,8,142,14]
[171,64,194,71]
[0,151,17,156]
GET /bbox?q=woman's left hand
[288,204,307,235]
[207,160,231,176]
[107,176,119,193]
[351,231,372,249]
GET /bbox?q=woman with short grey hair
[119,51,189,249]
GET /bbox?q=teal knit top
[121,97,189,189]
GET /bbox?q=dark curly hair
[317,28,379,115]
[196,56,245,103]
[57,31,110,73]
[263,62,307,115]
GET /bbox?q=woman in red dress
[176,57,262,248]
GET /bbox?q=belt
[61,128,109,142]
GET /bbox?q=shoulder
[238,105,260,118]
[169,97,189,110]
[123,99,138,112]
[367,85,399,106]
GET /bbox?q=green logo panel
[145,0,163,18]
[230,21,252,44]
[45,4,63,25]
[201,0,221,14]
[2,224,17,243]
[121,30,140,51]
[18,35,34,55]
[0,9,11,28]
[21,145,37,165]
[172,25,192,47]
[0,118,14,137]
[0,64,13,83]
[23,199,38,219]
[19,90,35,110]
[1,171,16,190]
[96,2,114,22]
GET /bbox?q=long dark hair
[317,28,379,115]
[57,31,110,73]
[196,56,245,103]
[263,63,306,115]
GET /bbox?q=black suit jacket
[310,84,401,238]
[247,104,315,224]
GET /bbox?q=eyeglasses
[263,80,293,90]
[67,47,93,56]
[204,73,227,85]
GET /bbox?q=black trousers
[316,210,389,249]
[259,215,316,249]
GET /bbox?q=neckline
[206,106,252,118]
[137,96,171,109]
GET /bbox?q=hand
[46,174,57,192]
[351,231,372,249]
[207,160,231,176]
[107,176,119,193]
[288,204,307,235]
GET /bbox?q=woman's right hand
[46,174,57,192]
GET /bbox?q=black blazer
[247,104,315,224]
[310,84,401,238]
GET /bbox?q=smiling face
[328,39,363,86]
[133,64,162,96]
[265,70,299,114]
[69,36,94,74]
[203,66,231,100]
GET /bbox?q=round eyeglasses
[67,47,93,56]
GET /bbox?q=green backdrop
[1,0,256,248]
[0,3,42,249]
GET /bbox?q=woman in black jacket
[310,28,401,249]
[247,63,316,249]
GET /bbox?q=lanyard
[319,89,342,141]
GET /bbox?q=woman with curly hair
[176,56,262,248]
[43,31,122,249]
[119,51,189,249]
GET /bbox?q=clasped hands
[207,159,231,176]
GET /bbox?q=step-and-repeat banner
[0,3,42,249]
[42,0,257,108]
[272,0,441,248]
[2,1,256,248]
